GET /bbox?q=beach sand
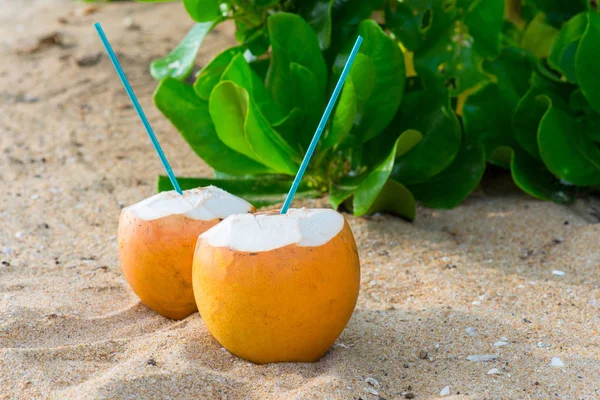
[1,1,599,399]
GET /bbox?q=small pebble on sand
[487,368,502,375]
[440,386,450,396]
[551,357,565,367]
[494,341,508,347]
[538,342,551,348]
[2,247,13,255]
[465,327,477,336]
[552,270,566,276]
[123,16,140,30]
[15,231,24,239]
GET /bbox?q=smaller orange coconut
[193,208,360,364]
[118,186,254,320]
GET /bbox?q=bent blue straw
[94,22,183,195]
[280,35,364,214]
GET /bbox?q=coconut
[118,186,254,320]
[193,208,360,364]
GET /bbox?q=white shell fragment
[365,377,379,386]
[125,186,253,221]
[440,386,450,396]
[551,357,565,367]
[364,387,378,395]
[202,208,345,251]
[552,270,566,276]
[467,354,499,362]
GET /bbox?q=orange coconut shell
[192,220,360,364]
[118,210,221,320]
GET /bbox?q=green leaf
[353,133,416,217]
[267,12,328,136]
[512,71,573,159]
[389,89,462,184]
[288,62,322,146]
[183,0,221,23]
[329,127,419,219]
[295,0,335,49]
[220,53,283,123]
[331,0,386,26]
[327,0,386,59]
[272,107,304,151]
[414,21,488,96]
[510,148,575,203]
[394,129,425,158]
[326,53,376,148]
[463,0,504,58]
[329,174,364,210]
[538,97,600,186]
[575,12,600,114]
[406,141,486,208]
[150,22,215,81]
[194,47,244,100]
[570,89,600,142]
[157,175,321,209]
[363,179,416,219]
[154,78,272,176]
[512,88,547,159]
[548,12,587,83]
[520,13,559,59]
[333,20,406,142]
[209,81,300,175]
[249,58,270,82]
[341,53,376,111]
[322,76,357,150]
[483,47,536,98]
[385,0,458,52]
[528,0,589,27]
[243,25,271,57]
[463,83,519,166]
[253,0,280,6]
[463,47,536,165]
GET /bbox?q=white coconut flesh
[125,186,253,221]
[200,208,345,252]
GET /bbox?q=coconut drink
[118,186,254,319]
[189,36,365,363]
[192,208,360,364]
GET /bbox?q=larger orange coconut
[118,186,254,320]
[193,208,360,364]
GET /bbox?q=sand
[1,1,600,399]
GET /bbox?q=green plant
[146,0,600,220]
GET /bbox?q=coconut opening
[125,186,253,221]
[200,208,345,251]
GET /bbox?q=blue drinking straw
[94,22,183,195]
[280,35,363,214]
